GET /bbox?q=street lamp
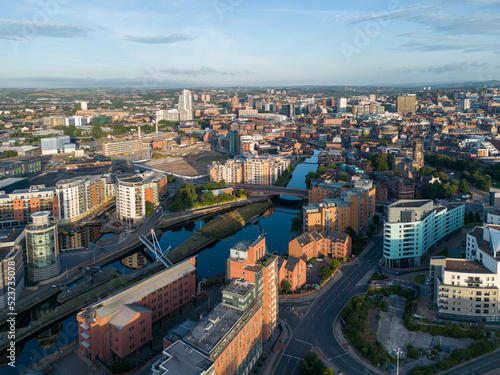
[394,348,402,375]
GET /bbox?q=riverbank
[168,201,273,262]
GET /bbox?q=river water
[4,152,319,374]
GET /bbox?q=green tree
[323,369,336,375]
[281,280,292,293]
[339,172,349,182]
[320,266,333,280]
[299,351,327,375]
[467,211,474,222]
[330,259,340,270]
[373,215,381,226]
[327,163,337,169]
[317,164,326,174]
[448,180,458,195]
[201,191,216,205]
[91,125,104,139]
[419,166,435,176]
[145,201,155,215]
[167,174,176,183]
[218,179,227,189]
[474,212,481,222]
[459,179,469,193]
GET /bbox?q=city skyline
[1,0,500,88]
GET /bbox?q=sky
[0,0,499,88]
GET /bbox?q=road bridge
[229,184,308,198]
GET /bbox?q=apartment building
[303,181,375,234]
[288,230,352,261]
[208,159,244,184]
[430,224,500,323]
[0,227,25,307]
[226,236,278,341]
[277,256,307,291]
[243,156,290,186]
[0,185,59,227]
[153,279,263,375]
[151,236,277,375]
[0,158,41,178]
[102,139,144,157]
[383,200,465,268]
[116,172,167,224]
[209,155,290,186]
[308,179,376,222]
[77,258,197,362]
[56,175,108,224]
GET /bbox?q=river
[3,152,319,374]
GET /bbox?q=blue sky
[0,0,499,87]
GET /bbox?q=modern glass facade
[25,211,60,283]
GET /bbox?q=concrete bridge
[229,184,308,198]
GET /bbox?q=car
[316,258,323,262]
[307,264,313,268]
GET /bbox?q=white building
[383,200,465,268]
[430,224,500,323]
[338,97,347,113]
[65,116,91,127]
[178,89,193,112]
[41,136,76,155]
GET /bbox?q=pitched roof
[109,303,152,330]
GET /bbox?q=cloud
[124,33,196,44]
[345,3,500,36]
[161,66,245,76]
[0,19,91,40]
[393,62,492,75]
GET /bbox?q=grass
[367,273,389,283]
[413,274,426,285]
[168,201,272,262]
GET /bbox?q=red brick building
[77,258,197,362]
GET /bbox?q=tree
[373,215,381,226]
[474,212,481,222]
[330,259,340,271]
[320,266,333,280]
[327,163,337,169]
[299,351,327,375]
[467,211,474,223]
[91,125,104,139]
[419,166,435,176]
[218,179,227,189]
[339,172,349,182]
[323,369,336,375]
[201,191,216,206]
[167,174,176,183]
[317,164,326,174]
[281,280,292,293]
[448,180,458,195]
[459,179,469,193]
[145,201,155,215]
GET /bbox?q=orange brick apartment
[289,230,352,261]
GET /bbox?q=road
[274,236,384,375]
[228,183,308,197]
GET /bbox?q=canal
[2,152,319,374]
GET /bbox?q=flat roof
[444,259,492,274]
[183,304,243,355]
[392,200,430,208]
[232,240,251,252]
[223,280,254,297]
[158,341,213,375]
[0,178,27,189]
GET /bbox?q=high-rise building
[178,89,193,112]
[383,200,464,268]
[81,101,88,110]
[208,159,244,184]
[116,172,168,224]
[41,136,75,155]
[24,211,60,283]
[230,96,240,107]
[396,94,416,114]
[56,175,109,224]
[459,98,470,112]
[338,97,347,113]
[226,236,278,341]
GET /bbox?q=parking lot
[303,256,334,290]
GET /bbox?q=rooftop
[223,279,254,297]
[86,259,195,320]
[155,341,213,375]
[392,200,431,208]
[444,259,492,274]
[232,240,251,252]
[183,303,243,355]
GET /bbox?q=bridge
[229,184,308,198]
